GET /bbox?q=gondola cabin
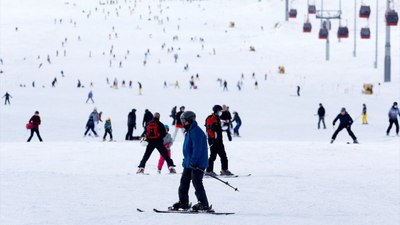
[319,28,328,39]
[289,9,297,18]
[303,22,312,32]
[359,5,371,18]
[308,5,316,14]
[360,27,371,39]
[337,26,349,38]
[386,10,399,26]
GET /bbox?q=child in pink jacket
[157,125,174,173]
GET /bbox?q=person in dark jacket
[205,105,233,176]
[331,107,358,144]
[173,106,185,140]
[317,103,326,129]
[220,105,232,141]
[84,116,98,137]
[171,111,211,212]
[386,102,400,136]
[27,111,43,142]
[137,112,176,174]
[170,106,177,125]
[125,109,137,140]
[361,104,368,125]
[103,118,113,141]
[141,109,153,137]
[2,92,12,105]
[231,111,242,137]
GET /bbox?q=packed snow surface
[0,0,399,224]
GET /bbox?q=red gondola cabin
[308,5,316,14]
[319,28,328,39]
[289,9,297,18]
[359,5,371,18]
[360,27,371,39]
[337,26,349,38]
[386,10,399,26]
[303,22,312,32]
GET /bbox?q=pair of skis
[137,208,234,215]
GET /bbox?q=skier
[386,102,400,136]
[125,109,137,140]
[138,82,142,95]
[103,118,113,141]
[2,92,12,105]
[223,80,228,91]
[362,104,368,125]
[220,105,232,141]
[205,105,234,176]
[171,111,211,211]
[84,116,98,137]
[141,109,153,136]
[157,125,173,173]
[86,90,94,103]
[27,111,43,142]
[297,85,301,96]
[317,103,326,129]
[330,107,358,144]
[173,106,185,140]
[137,112,176,174]
[231,111,242,137]
[170,106,177,125]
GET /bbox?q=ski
[137,208,144,212]
[205,174,251,178]
[153,208,234,215]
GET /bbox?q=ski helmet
[180,111,196,124]
[164,124,169,130]
[212,105,223,113]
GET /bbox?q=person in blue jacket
[331,107,358,144]
[171,111,211,212]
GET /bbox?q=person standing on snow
[330,107,358,144]
[171,111,211,211]
[141,109,153,137]
[317,103,326,129]
[157,125,174,173]
[84,116,98,137]
[137,112,176,174]
[205,105,234,176]
[103,118,113,141]
[173,106,185,140]
[27,111,43,142]
[386,102,400,136]
[231,111,242,137]
[2,92,12,105]
[170,106,177,125]
[126,109,137,140]
[361,104,368,125]
[86,90,94,103]
[220,105,232,141]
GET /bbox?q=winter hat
[394,102,398,106]
[212,105,223,113]
[340,107,346,112]
[164,124,169,130]
[35,111,39,114]
[180,111,196,124]
[106,118,111,122]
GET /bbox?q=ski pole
[191,167,239,192]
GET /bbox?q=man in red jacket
[27,111,43,142]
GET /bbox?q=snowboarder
[137,112,176,174]
[205,105,234,176]
[125,109,137,140]
[331,107,358,144]
[231,111,242,137]
[386,102,400,136]
[171,111,210,211]
[220,105,232,141]
[157,125,173,173]
[362,104,368,125]
[173,106,185,140]
[86,90,94,103]
[84,116,98,137]
[27,111,43,142]
[317,103,326,129]
[2,92,12,105]
[170,106,177,125]
[103,118,113,141]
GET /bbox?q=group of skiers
[316,102,400,144]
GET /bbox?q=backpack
[205,115,218,139]
[146,120,160,139]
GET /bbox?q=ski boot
[205,171,218,177]
[169,166,176,174]
[330,139,334,144]
[136,167,145,174]
[220,170,234,176]
[169,201,191,211]
[353,140,359,144]
[192,202,213,212]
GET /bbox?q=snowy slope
[0,0,399,224]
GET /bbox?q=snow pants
[362,114,368,124]
[233,123,241,136]
[178,168,209,208]
[331,125,357,141]
[318,116,326,129]
[158,149,171,170]
[138,141,175,168]
[387,119,399,135]
[27,128,43,142]
[206,141,228,172]
[126,124,135,140]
